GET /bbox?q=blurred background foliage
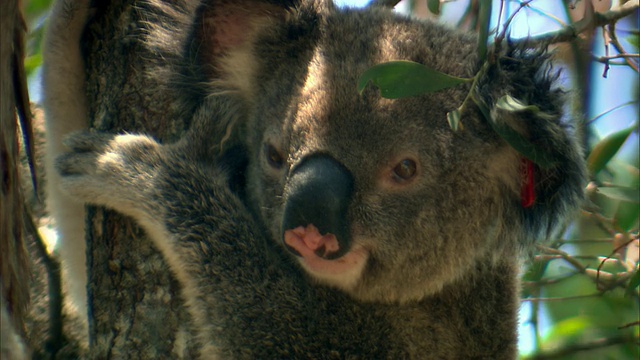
[22,0,639,358]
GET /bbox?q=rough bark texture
[82,1,191,357]
[1,0,31,358]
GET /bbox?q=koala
[44,0,587,358]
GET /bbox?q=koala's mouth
[284,224,369,286]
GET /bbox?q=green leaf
[625,269,640,297]
[545,316,590,339]
[597,186,640,204]
[614,165,640,230]
[482,96,559,169]
[587,126,635,175]
[627,33,639,50]
[616,200,640,231]
[24,53,42,79]
[358,61,471,99]
[446,109,461,132]
[427,0,441,15]
[24,0,53,24]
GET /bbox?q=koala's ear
[477,48,588,241]
[187,0,299,100]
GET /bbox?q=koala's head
[182,0,586,303]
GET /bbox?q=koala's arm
[55,133,266,355]
[41,0,91,317]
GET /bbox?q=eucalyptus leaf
[628,33,639,50]
[587,125,635,175]
[615,200,640,231]
[24,53,42,79]
[358,60,470,99]
[597,186,640,204]
[614,166,640,231]
[446,109,461,132]
[625,269,640,297]
[427,0,441,15]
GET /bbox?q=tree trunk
[82,1,192,357]
[1,0,32,358]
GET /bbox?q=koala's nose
[282,154,354,259]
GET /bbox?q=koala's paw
[56,132,164,214]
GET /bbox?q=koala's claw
[55,132,163,211]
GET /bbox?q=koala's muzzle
[282,154,354,260]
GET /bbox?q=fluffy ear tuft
[191,0,297,100]
[477,48,588,244]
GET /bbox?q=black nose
[281,154,354,259]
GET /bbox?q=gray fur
[48,0,587,358]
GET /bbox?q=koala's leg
[55,132,256,356]
[42,0,92,322]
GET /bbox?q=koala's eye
[392,159,417,182]
[264,144,284,169]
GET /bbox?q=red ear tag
[520,158,535,208]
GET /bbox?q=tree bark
[82,1,192,357]
[1,0,32,358]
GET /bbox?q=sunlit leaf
[427,0,441,15]
[358,60,470,99]
[446,109,461,132]
[546,316,590,338]
[24,53,42,79]
[625,269,640,297]
[597,186,640,204]
[587,126,635,175]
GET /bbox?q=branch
[609,21,640,72]
[513,1,639,46]
[593,53,640,62]
[537,245,589,274]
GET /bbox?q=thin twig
[609,21,640,72]
[581,209,619,236]
[593,53,640,61]
[522,292,603,302]
[536,245,589,274]
[618,320,640,329]
[495,0,535,46]
[596,237,637,288]
[512,1,639,46]
[522,271,581,286]
[556,238,614,244]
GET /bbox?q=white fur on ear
[201,4,287,102]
